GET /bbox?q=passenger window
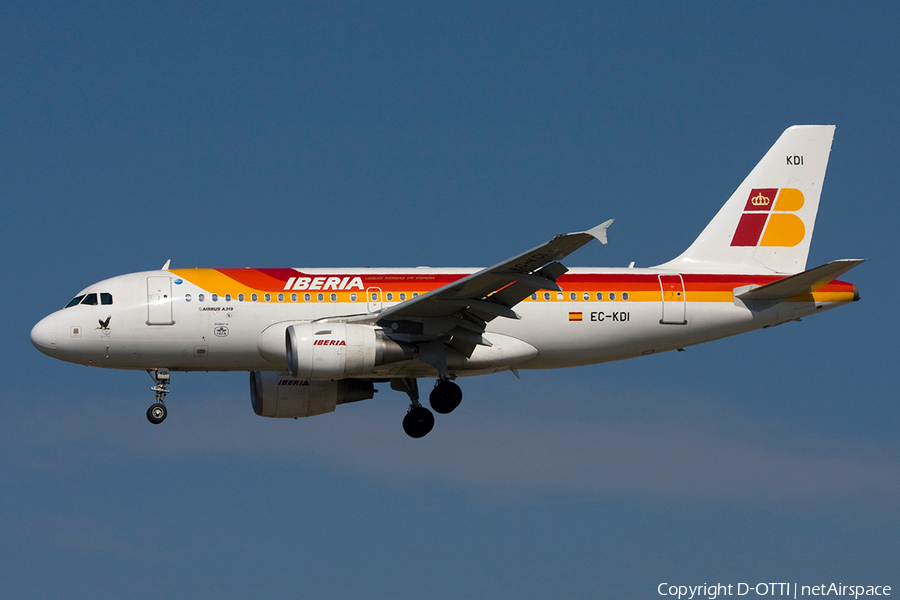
[350,293,357,302]
[291,293,297,302]
[264,293,271,302]
[596,293,603,301]
[371,292,378,302]
[317,293,324,302]
[330,293,337,302]
[238,294,245,302]
[304,293,310,302]
[623,292,629,301]
[583,292,589,301]
[609,292,616,301]
[556,292,563,301]
[412,292,419,298]
[386,292,393,301]
[199,294,205,302]
[570,292,577,301]
[277,293,284,302]
[185,294,192,302]
[400,293,406,301]
[66,295,85,308]
[212,294,218,302]
[101,293,113,305]
[251,293,258,302]
[81,293,98,306]
[225,294,232,302]
[531,293,537,300]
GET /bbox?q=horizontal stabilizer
[736,259,864,300]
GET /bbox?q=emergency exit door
[658,274,687,325]
[147,276,175,325]
[367,287,383,313]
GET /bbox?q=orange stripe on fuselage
[169,269,856,304]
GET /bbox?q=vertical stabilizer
[656,125,835,274]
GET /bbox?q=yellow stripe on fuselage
[170,269,261,297]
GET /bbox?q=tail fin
[656,125,835,274]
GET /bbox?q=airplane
[31,125,862,438]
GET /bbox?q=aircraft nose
[31,315,58,357]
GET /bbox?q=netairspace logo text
[658,583,891,600]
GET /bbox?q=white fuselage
[30,267,857,378]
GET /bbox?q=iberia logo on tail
[731,188,805,247]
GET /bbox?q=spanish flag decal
[569,312,583,321]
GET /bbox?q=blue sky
[2,2,898,598]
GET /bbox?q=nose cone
[31,315,58,357]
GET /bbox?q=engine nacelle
[285,323,411,379]
[250,371,375,418]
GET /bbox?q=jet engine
[284,322,411,379]
[250,371,375,418]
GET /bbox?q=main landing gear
[429,379,462,414]
[146,368,170,425]
[393,377,463,438]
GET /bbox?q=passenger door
[658,274,687,325]
[147,276,175,325]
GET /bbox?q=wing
[349,220,613,361]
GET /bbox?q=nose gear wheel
[146,368,171,424]
[147,403,167,424]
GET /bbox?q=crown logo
[750,192,771,206]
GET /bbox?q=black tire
[402,406,434,438]
[429,380,462,414]
[147,403,167,425]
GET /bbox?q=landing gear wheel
[429,380,462,414]
[147,403,167,424]
[403,406,434,438]
[147,368,171,425]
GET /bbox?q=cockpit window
[64,292,112,308]
[65,295,85,308]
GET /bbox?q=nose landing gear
[146,368,170,425]
[147,402,167,424]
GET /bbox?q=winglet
[161,259,171,270]
[585,219,614,245]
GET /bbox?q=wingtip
[586,219,614,244]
